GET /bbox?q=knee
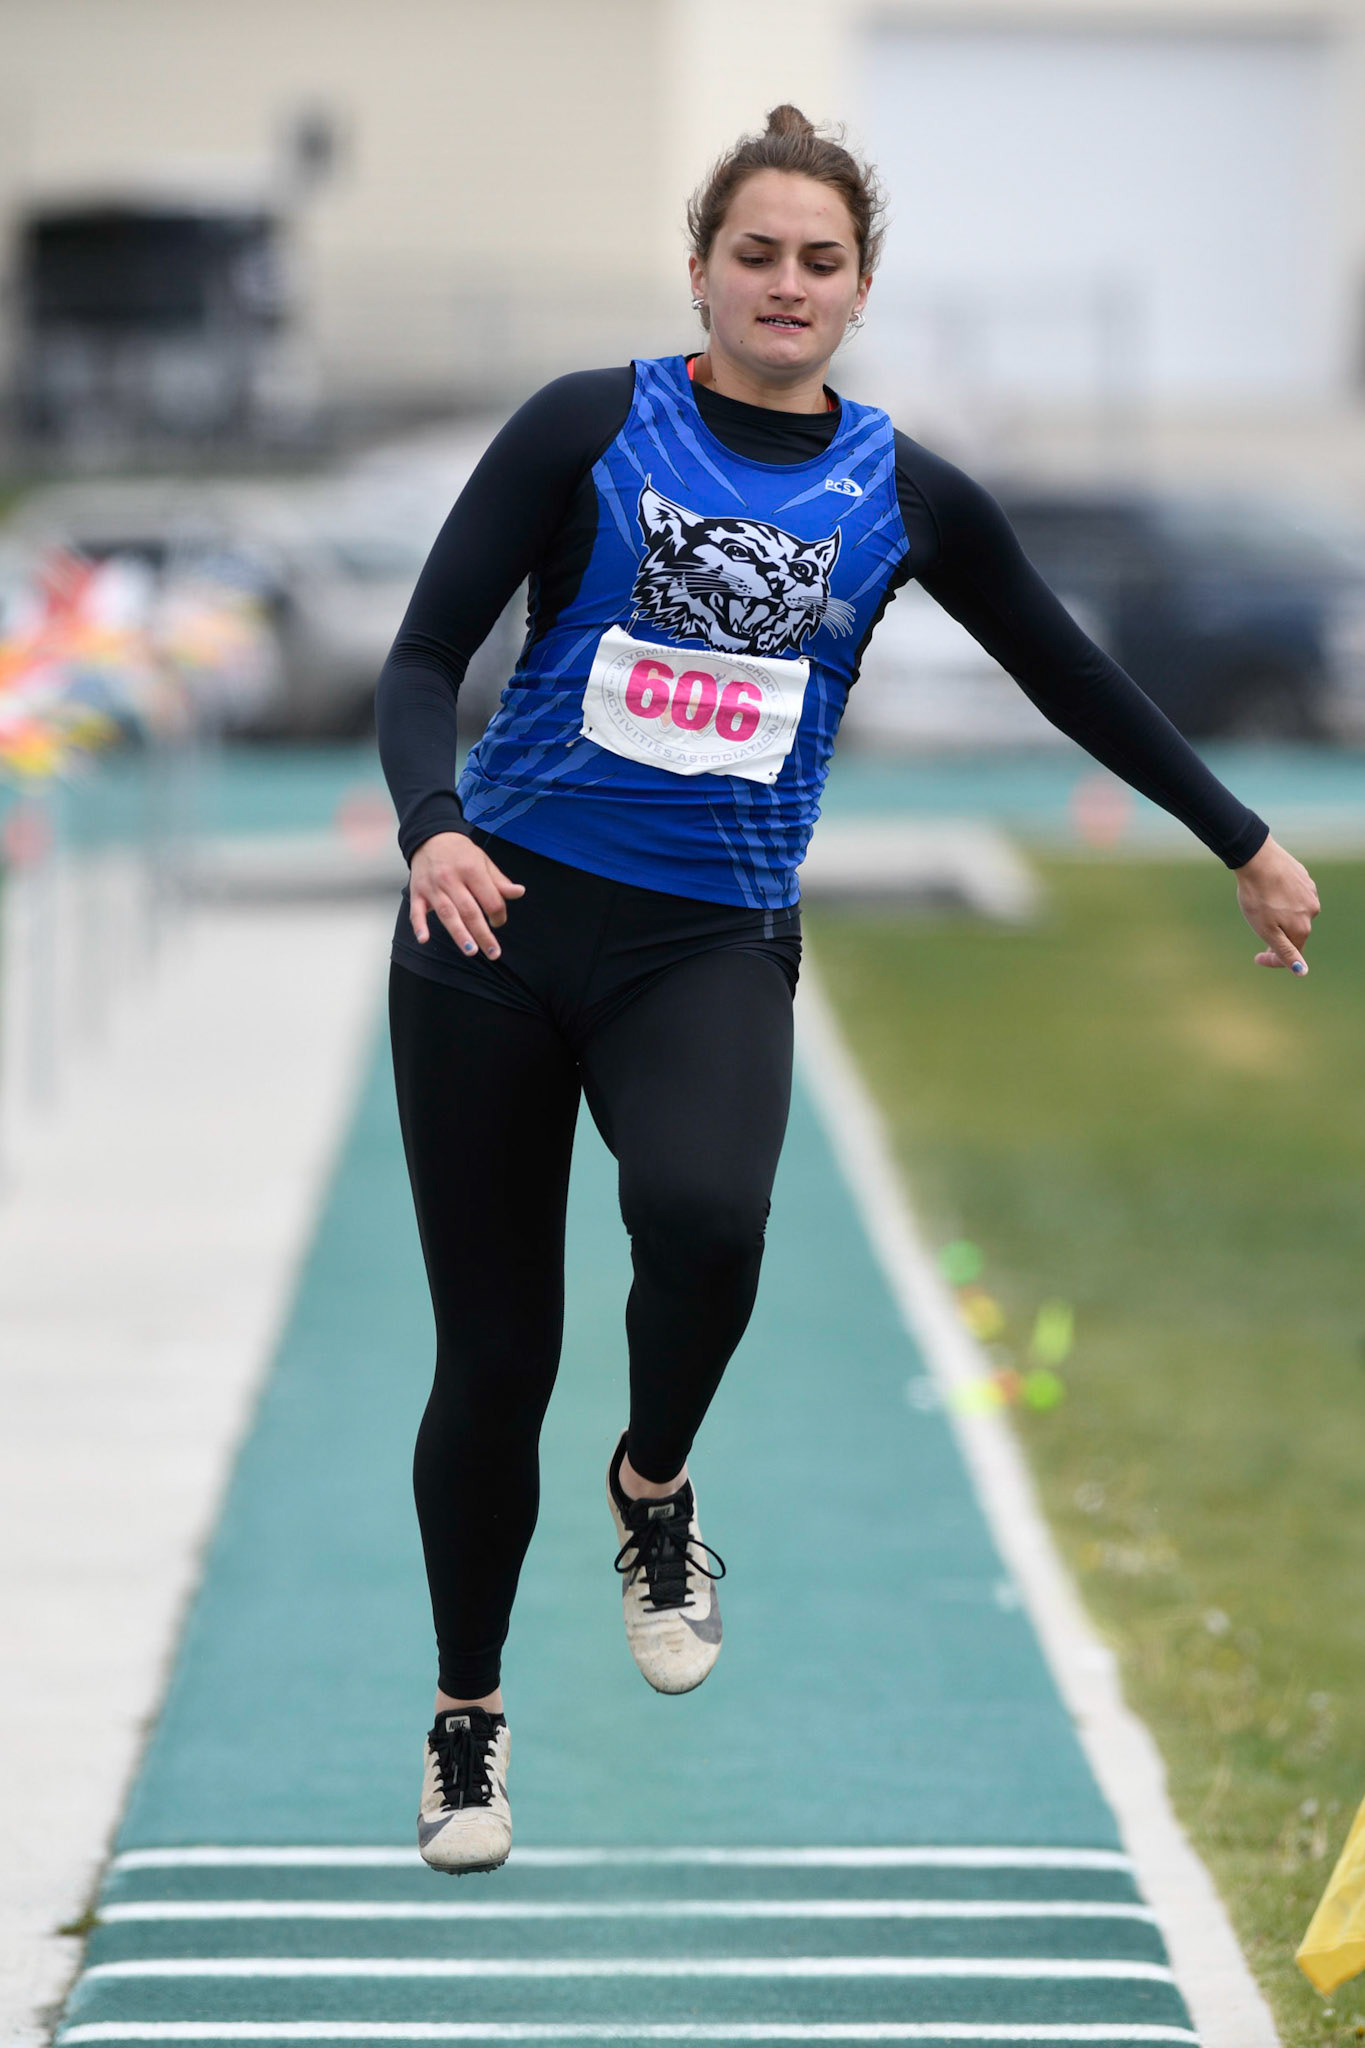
[427,1330,559,1433]
[623,1172,770,1272]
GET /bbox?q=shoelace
[614,1493,727,1611]
[431,1715,499,1810]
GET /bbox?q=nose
[768,258,806,302]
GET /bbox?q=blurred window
[22,209,284,333]
[69,536,173,571]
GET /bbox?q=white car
[842,579,1099,750]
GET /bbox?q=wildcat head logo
[630,483,855,658]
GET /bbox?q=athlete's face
[689,171,870,394]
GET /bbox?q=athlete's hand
[409,832,525,960]
[1234,832,1320,975]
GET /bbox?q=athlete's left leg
[582,944,793,1694]
[579,944,796,1486]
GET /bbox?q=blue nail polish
[464,942,477,955]
[1292,961,1307,975]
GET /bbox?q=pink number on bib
[625,659,672,719]
[673,669,718,733]
[716,677,763,744]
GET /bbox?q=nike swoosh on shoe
[681,1605,723,1643]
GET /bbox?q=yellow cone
[1298,1793,1365,1993]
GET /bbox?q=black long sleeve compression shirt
[375,365,1270,871]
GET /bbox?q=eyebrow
[735,232,848,251]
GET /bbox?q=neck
[691,346,832,415]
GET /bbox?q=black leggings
[388,835,799,1696]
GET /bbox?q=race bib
[580,626,809,786]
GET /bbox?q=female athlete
[375,105,1321,1876]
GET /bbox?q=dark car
[992,486,1365,739]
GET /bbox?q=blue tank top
[458,354,909,908]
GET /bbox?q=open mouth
[758,316,808,331]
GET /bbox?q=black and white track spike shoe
[607,1428,726,1694]
[417,1705,511,1874]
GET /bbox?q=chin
[748,326,822,365]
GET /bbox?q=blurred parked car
[994,487,1365,740]
[210,481,437,736]
[846,484,1365,750]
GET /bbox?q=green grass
[808,856,1365,2048]
[0,475,43,521]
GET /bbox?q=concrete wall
[3,0,1365,435]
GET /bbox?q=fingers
[487,860,526,902]
[408,845,525,960]
[462,865,522,943]
[437,884,502,958]
[472,872,518,929]
[1236,841,1320,976]
[1242,896,1315,976]
[412,880,506,959]
[1254,927,1308,975]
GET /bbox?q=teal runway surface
[189,737,1365,843]
[57,999,1200,2047]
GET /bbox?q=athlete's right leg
[388,962,580,1708]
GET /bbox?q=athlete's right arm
[374,366,634,950]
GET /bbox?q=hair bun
[764,103,816,141]
[686,104,886,280]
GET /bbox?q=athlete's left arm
[899,438,1320,973]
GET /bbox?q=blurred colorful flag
[0,544,276,785]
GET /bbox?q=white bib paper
[580,626,809,786]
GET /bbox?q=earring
[847,307,865,331]
[690,295,706,312]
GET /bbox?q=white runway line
[98,1900,1157,1924]
[56,2024,1203,2044]
[81,1957,1176,1984]
[109,1847,1134,1874]
[793,959,1278,2048]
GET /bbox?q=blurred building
[2,0,1365,476]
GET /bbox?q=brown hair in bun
[686,104,887,279]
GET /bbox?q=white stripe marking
[108,1848,1133,1874]
[55,2025,1202,2043]
[81,1958,1175,1983]
[793,964,1271,2048]
[99,1900,1157,1925]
